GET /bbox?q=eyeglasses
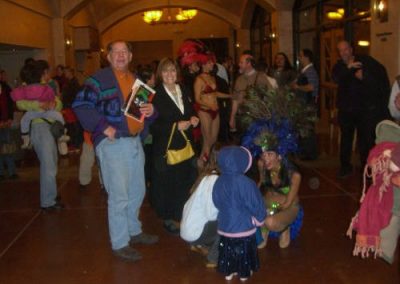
[111,49,130,55]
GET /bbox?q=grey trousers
[190,221,219,263]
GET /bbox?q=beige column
[272,10,293,60]
[370,0,400,80]
[52,17,66,66]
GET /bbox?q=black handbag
[43,119,64,139]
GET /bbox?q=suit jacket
[151,83,195,157]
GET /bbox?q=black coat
[332,55,390,118]
[150,83,195,157]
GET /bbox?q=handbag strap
[166,122,190,151]
[166,122,177,151]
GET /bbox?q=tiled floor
[0,148,398,284]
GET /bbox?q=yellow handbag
[165,122,195,165]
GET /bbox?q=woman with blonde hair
[150,58,199,235]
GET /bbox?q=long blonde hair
[190,143,221,194]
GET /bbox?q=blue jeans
[30,123,58,207]
[96,136,145,250]
[0,154,16,176]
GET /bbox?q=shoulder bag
[165,122,194,165]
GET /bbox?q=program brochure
[122,78,156,123]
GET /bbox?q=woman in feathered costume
[242,118,303,248]
[240,85,313,249]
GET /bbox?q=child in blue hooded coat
[212,146,266,281]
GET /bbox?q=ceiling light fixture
[143,0,198,25]
[143,10,163,24]
[143,8,198,25]
[326,8,345,20]
[357,40,370,47]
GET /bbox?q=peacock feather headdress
[241,85,317,158]
[242,118,298,159]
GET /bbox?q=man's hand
[139,103,154,117]
[355,69,363,80]
[103,126,116,140]
[347,61,362,69]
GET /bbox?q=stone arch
[63,0,279,32]
[98,0,241,33]
[62,0,92,19]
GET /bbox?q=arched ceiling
[61,0,295,32]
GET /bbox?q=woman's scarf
[346,142,395,258]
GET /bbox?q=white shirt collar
[301,63,313,73]
[164,84,184,114]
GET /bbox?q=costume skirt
[217,234,259,278]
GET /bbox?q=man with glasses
[73,40,158,262]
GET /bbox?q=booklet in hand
[122,78,156,123]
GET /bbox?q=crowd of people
[1,38,399,281]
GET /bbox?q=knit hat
[375,120,400,144]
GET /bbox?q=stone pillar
[52,17,66,66]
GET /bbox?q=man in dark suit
[332,40,390,178]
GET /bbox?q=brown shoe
[205,261,217,268]
[129,233,159,246]
[190,245,209,256]
[113,246,142,262]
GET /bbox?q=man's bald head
[239,54,255,74]
[337,40,354,64]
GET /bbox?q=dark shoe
[299,154,318,161]
[129,233,159,245]
[163,221,180,236]
[112,246,142,262]
[337,166,353,179]
[79,183,89,190]
[9,174,19,180]
[41,201,64,211]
